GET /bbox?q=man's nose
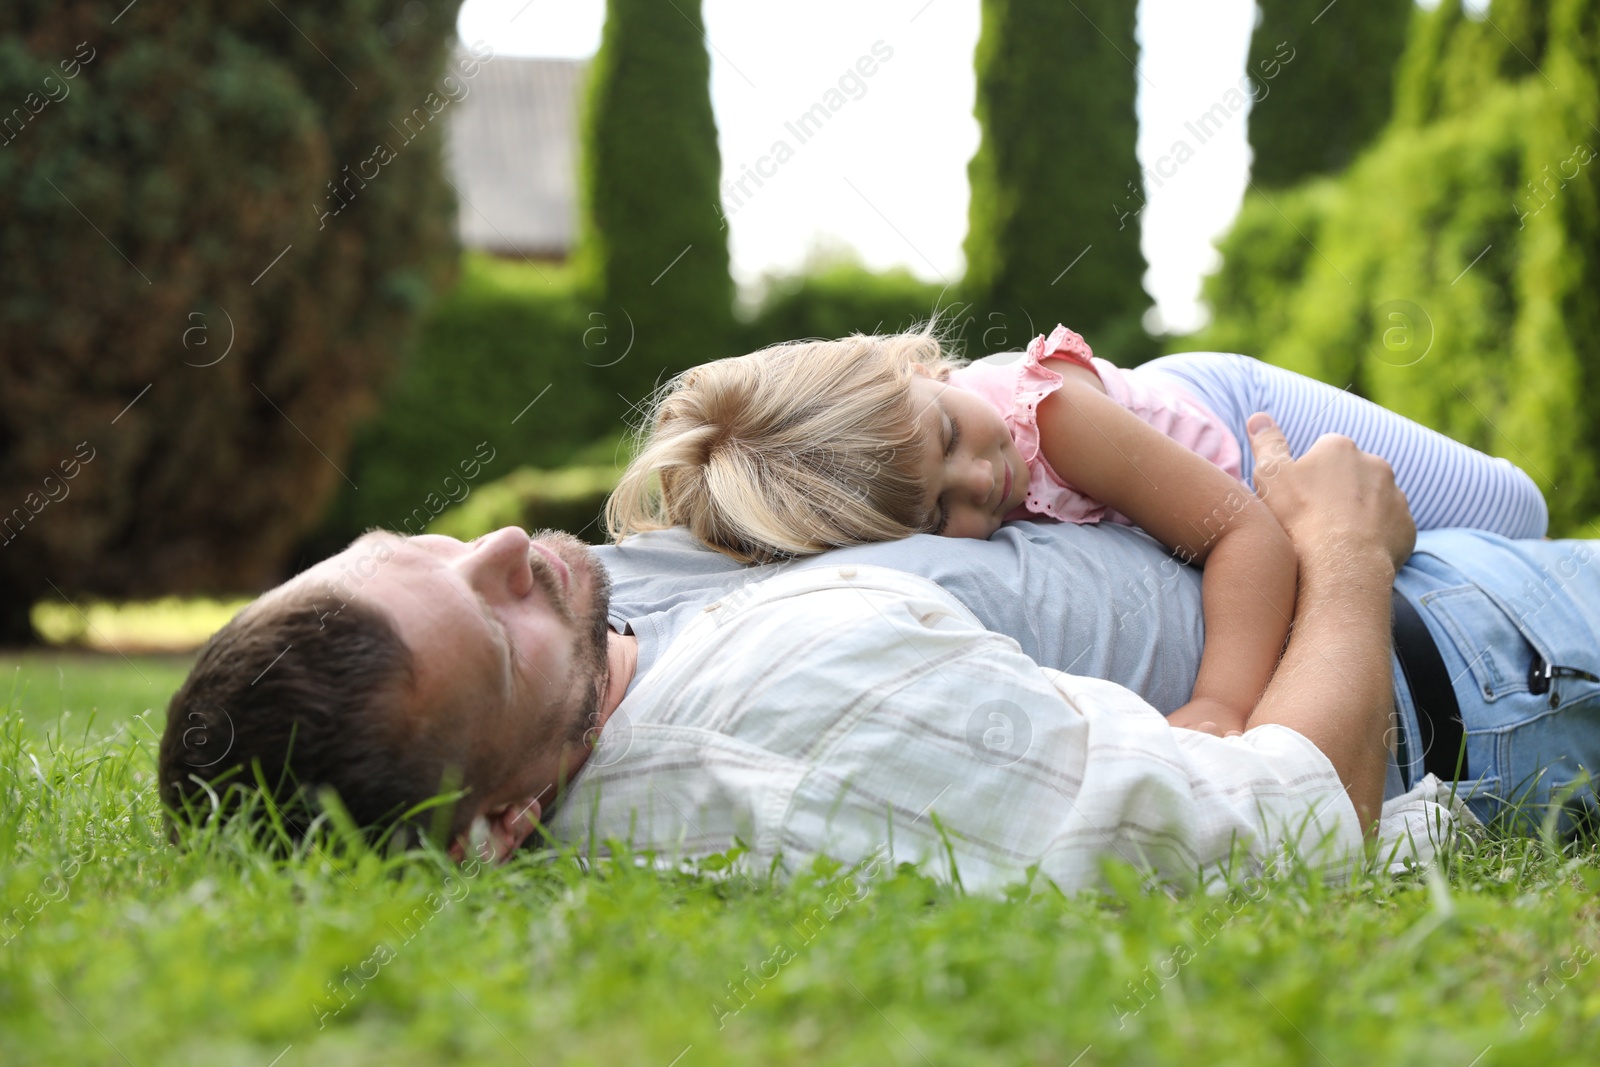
[461,526,533,595]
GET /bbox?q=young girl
[607,326,1547,735]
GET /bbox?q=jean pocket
[1419,585,1535,704]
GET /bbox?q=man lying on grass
[159,418,1598,891]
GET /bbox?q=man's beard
[526,530,614,748]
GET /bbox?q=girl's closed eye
[931,414,962,534]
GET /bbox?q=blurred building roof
[445,56,585,260]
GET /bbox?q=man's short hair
[158,586,451,844]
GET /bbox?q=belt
[1392,593,1468,781]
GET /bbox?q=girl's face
[908,372,1029,539]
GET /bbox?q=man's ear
[451,797,541,864]
[489,796,542,857]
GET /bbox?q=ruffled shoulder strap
[1026,324,1096,371]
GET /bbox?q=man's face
[288,526,613,813]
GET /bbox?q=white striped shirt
[547,566,1406,893]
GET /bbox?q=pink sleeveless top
[947,325,1243,525]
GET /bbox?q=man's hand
[1247,413,1416,571]
[1241,412,1405,833]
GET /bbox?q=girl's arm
[1035,368,1297,733]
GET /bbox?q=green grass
[2,651,192,740]
[4,655,1600,1065]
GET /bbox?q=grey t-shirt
[590,521,1207,714]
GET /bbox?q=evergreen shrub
[0,0,466,640]
[1195,0,1600,530]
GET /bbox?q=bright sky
[456,0,1436,333]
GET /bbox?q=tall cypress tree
[963,0,1148,363]
[578,0,733,411]
[1247,0,1415,186]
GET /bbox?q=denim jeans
[1390,530,1600,832]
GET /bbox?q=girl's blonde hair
[606,330,966,562]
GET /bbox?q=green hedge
[430,463,619,544]
[738,262,948,351]
[304,255,606,557]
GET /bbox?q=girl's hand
[1167,697,1248,737]
[1173,720,1244,739]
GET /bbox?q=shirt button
[838,566,857,579]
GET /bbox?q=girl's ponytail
[605,329,964,562]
